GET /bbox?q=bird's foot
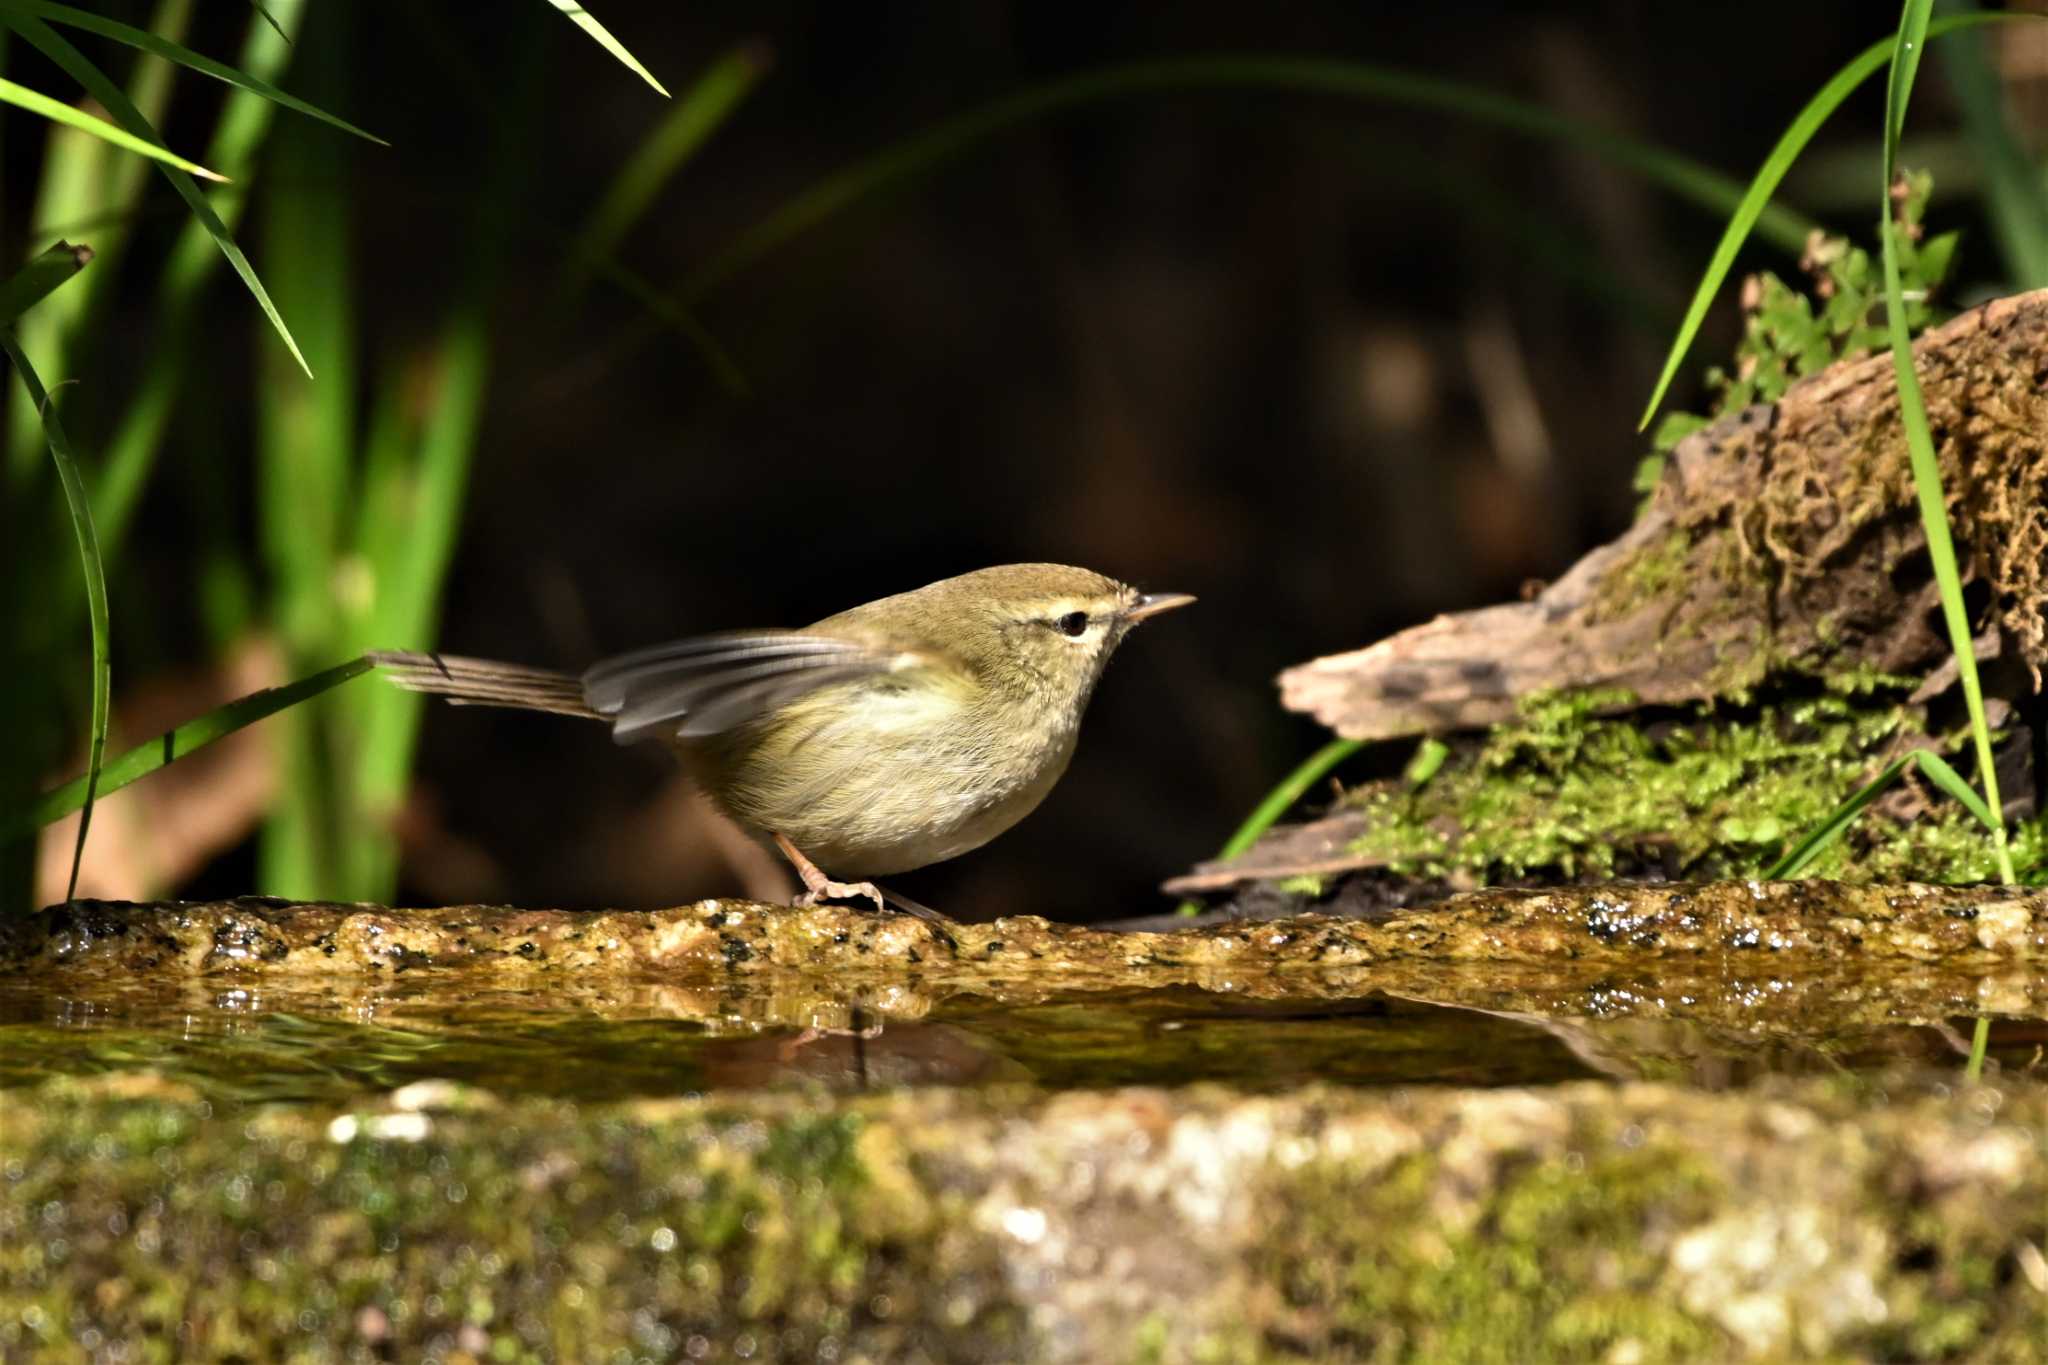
[772,833,954,930]
[795,877,888,912]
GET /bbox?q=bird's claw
[796,878,888,913]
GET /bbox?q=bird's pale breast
[682,674,1078,877]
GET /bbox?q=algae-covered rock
[6,881,2041,983]
[0,1076,2040,1363]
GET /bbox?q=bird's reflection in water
[700,1007,1029,1093]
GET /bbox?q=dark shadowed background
[6,1,2041,919]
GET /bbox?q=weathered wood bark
[1281,289,2048,740]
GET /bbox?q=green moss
[1348,688,2042,883]
[0,1085,1024,1362]
[1262,1135,1725,1363]
[1633,170,1958,497]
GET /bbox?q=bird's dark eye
[1055,611,1089,637]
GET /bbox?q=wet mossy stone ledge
[2,1074,2043,1363]
[7,880,2042,982]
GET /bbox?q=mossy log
[1279,288,2048,740]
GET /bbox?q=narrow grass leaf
[683,55,1814,304]
[2,333,110,900]
[564,41,768,289]
[1175,737,1362,914]
[245,0,288,45]
[1939,6,2048,288]
[22,0,385,145]
[1766,755,1910,879]
[2,13,311,375]
[585,254,749,394]
[1880,0,2015,885]
[1636,12,2017,432]
[0,75,225,179]
[1403,736,1450,788]
[1908,749,1996,832]
[0,240,92,326]
[1966,1016,1991,1081]
[96,2,304,554]
[7,658,374,838]
[544,0,669,97]
[1766,747,2000,881]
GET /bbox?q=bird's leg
[772,833,887,912]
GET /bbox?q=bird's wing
[582,630,934,743]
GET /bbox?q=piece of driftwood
[1281,288,2048,740]
[1158,809,1384,894]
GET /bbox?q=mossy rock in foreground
[1,1076,2041,1364]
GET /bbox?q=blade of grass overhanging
[6,658,374,837]
[6,76,117,479]
[1636,11,2021,432]
[94,0,192,220]
[95,2,304,553]
[0,76,225,179]
[0,242,95,478]
[0,241,93,326]
[1938,4,2048,289]
[1881,0,2015,886]
[562,41,768,293]
[586,254,749,394]
[3,12,310,376]
[1767,755,1911,879]
[1909,749,1997,832]
[680,55,1816,305]
[2,333,110,901]
[246,0,287,44]
[22,0,384,145]
[6,3,184,482]
[543,0,669,97]
[1174,738,1362,914]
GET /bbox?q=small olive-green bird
[372,564,1192,913]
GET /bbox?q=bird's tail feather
[368,650,601,721]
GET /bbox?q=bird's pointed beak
[1124,591,1196,623]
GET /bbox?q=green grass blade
[1635,12,2018,432]
[246,0,288,44]
[1886,1,1932,154]
[345,317,493,895]
[2,332,110,900]
[1765,748,2000,881]
[1909,749,1996,832]
[0,240,92,325]
[21,0,386,145]
[95,2,304,554]
[5,658,374,839]
[1766,755,1911,879]
[563,41,768,290]
[682,54,1814,304]
[543,0,668,97]
[1966,1016,1990,1081]
[1175,737,1362,914]
[583,253,749,395]
[1880,0,2015,886]
[3,12,311,376]
[1938,6,2048,288]
[0,75,225,179]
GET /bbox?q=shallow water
[1,975,2039,1107]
